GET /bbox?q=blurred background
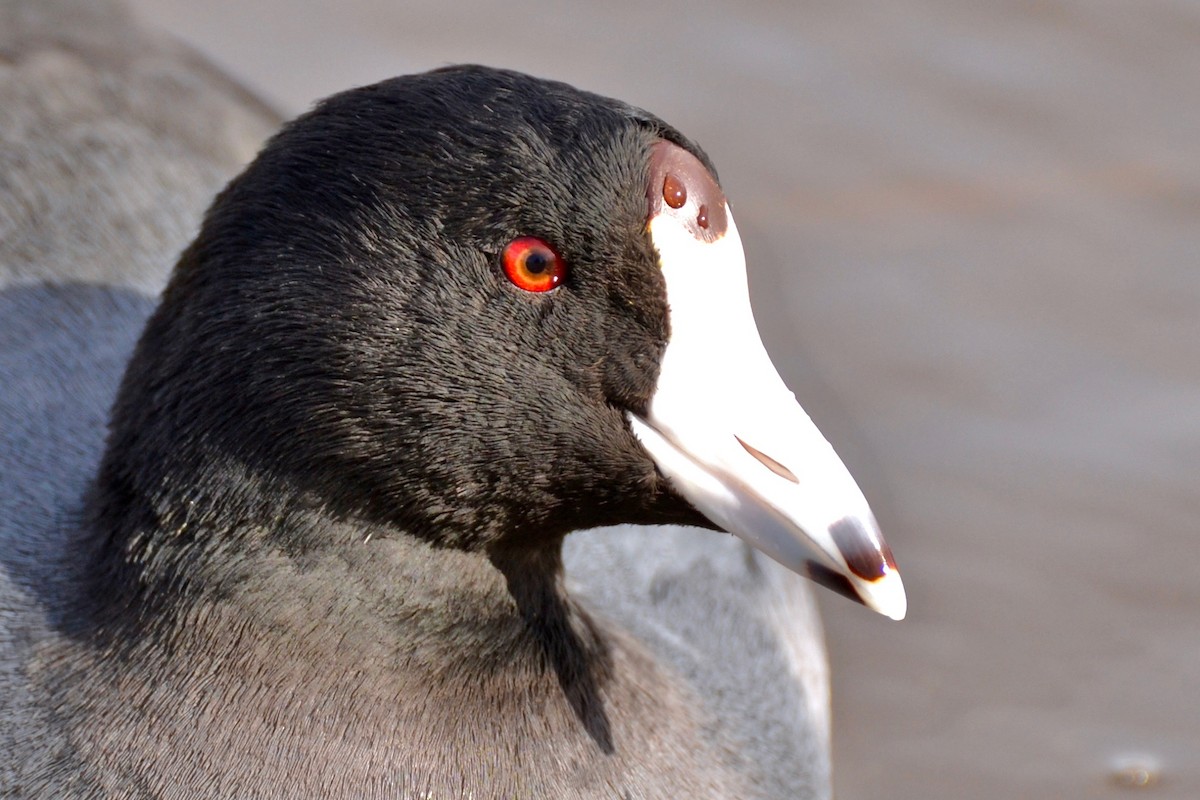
[119,1,1200,797]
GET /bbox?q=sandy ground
[119,1,1200,797]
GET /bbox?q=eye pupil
[524,251,548,274]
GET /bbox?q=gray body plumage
[0,1,830,796]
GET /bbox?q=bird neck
[59,468,733,794]
[83,463,600,673]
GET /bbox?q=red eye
[502,237,566,293]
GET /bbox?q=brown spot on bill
[830,516,894,581]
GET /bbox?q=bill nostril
[735,436,799,483]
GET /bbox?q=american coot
[0,12,903,797]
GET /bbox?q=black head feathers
[95,66,716,585]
